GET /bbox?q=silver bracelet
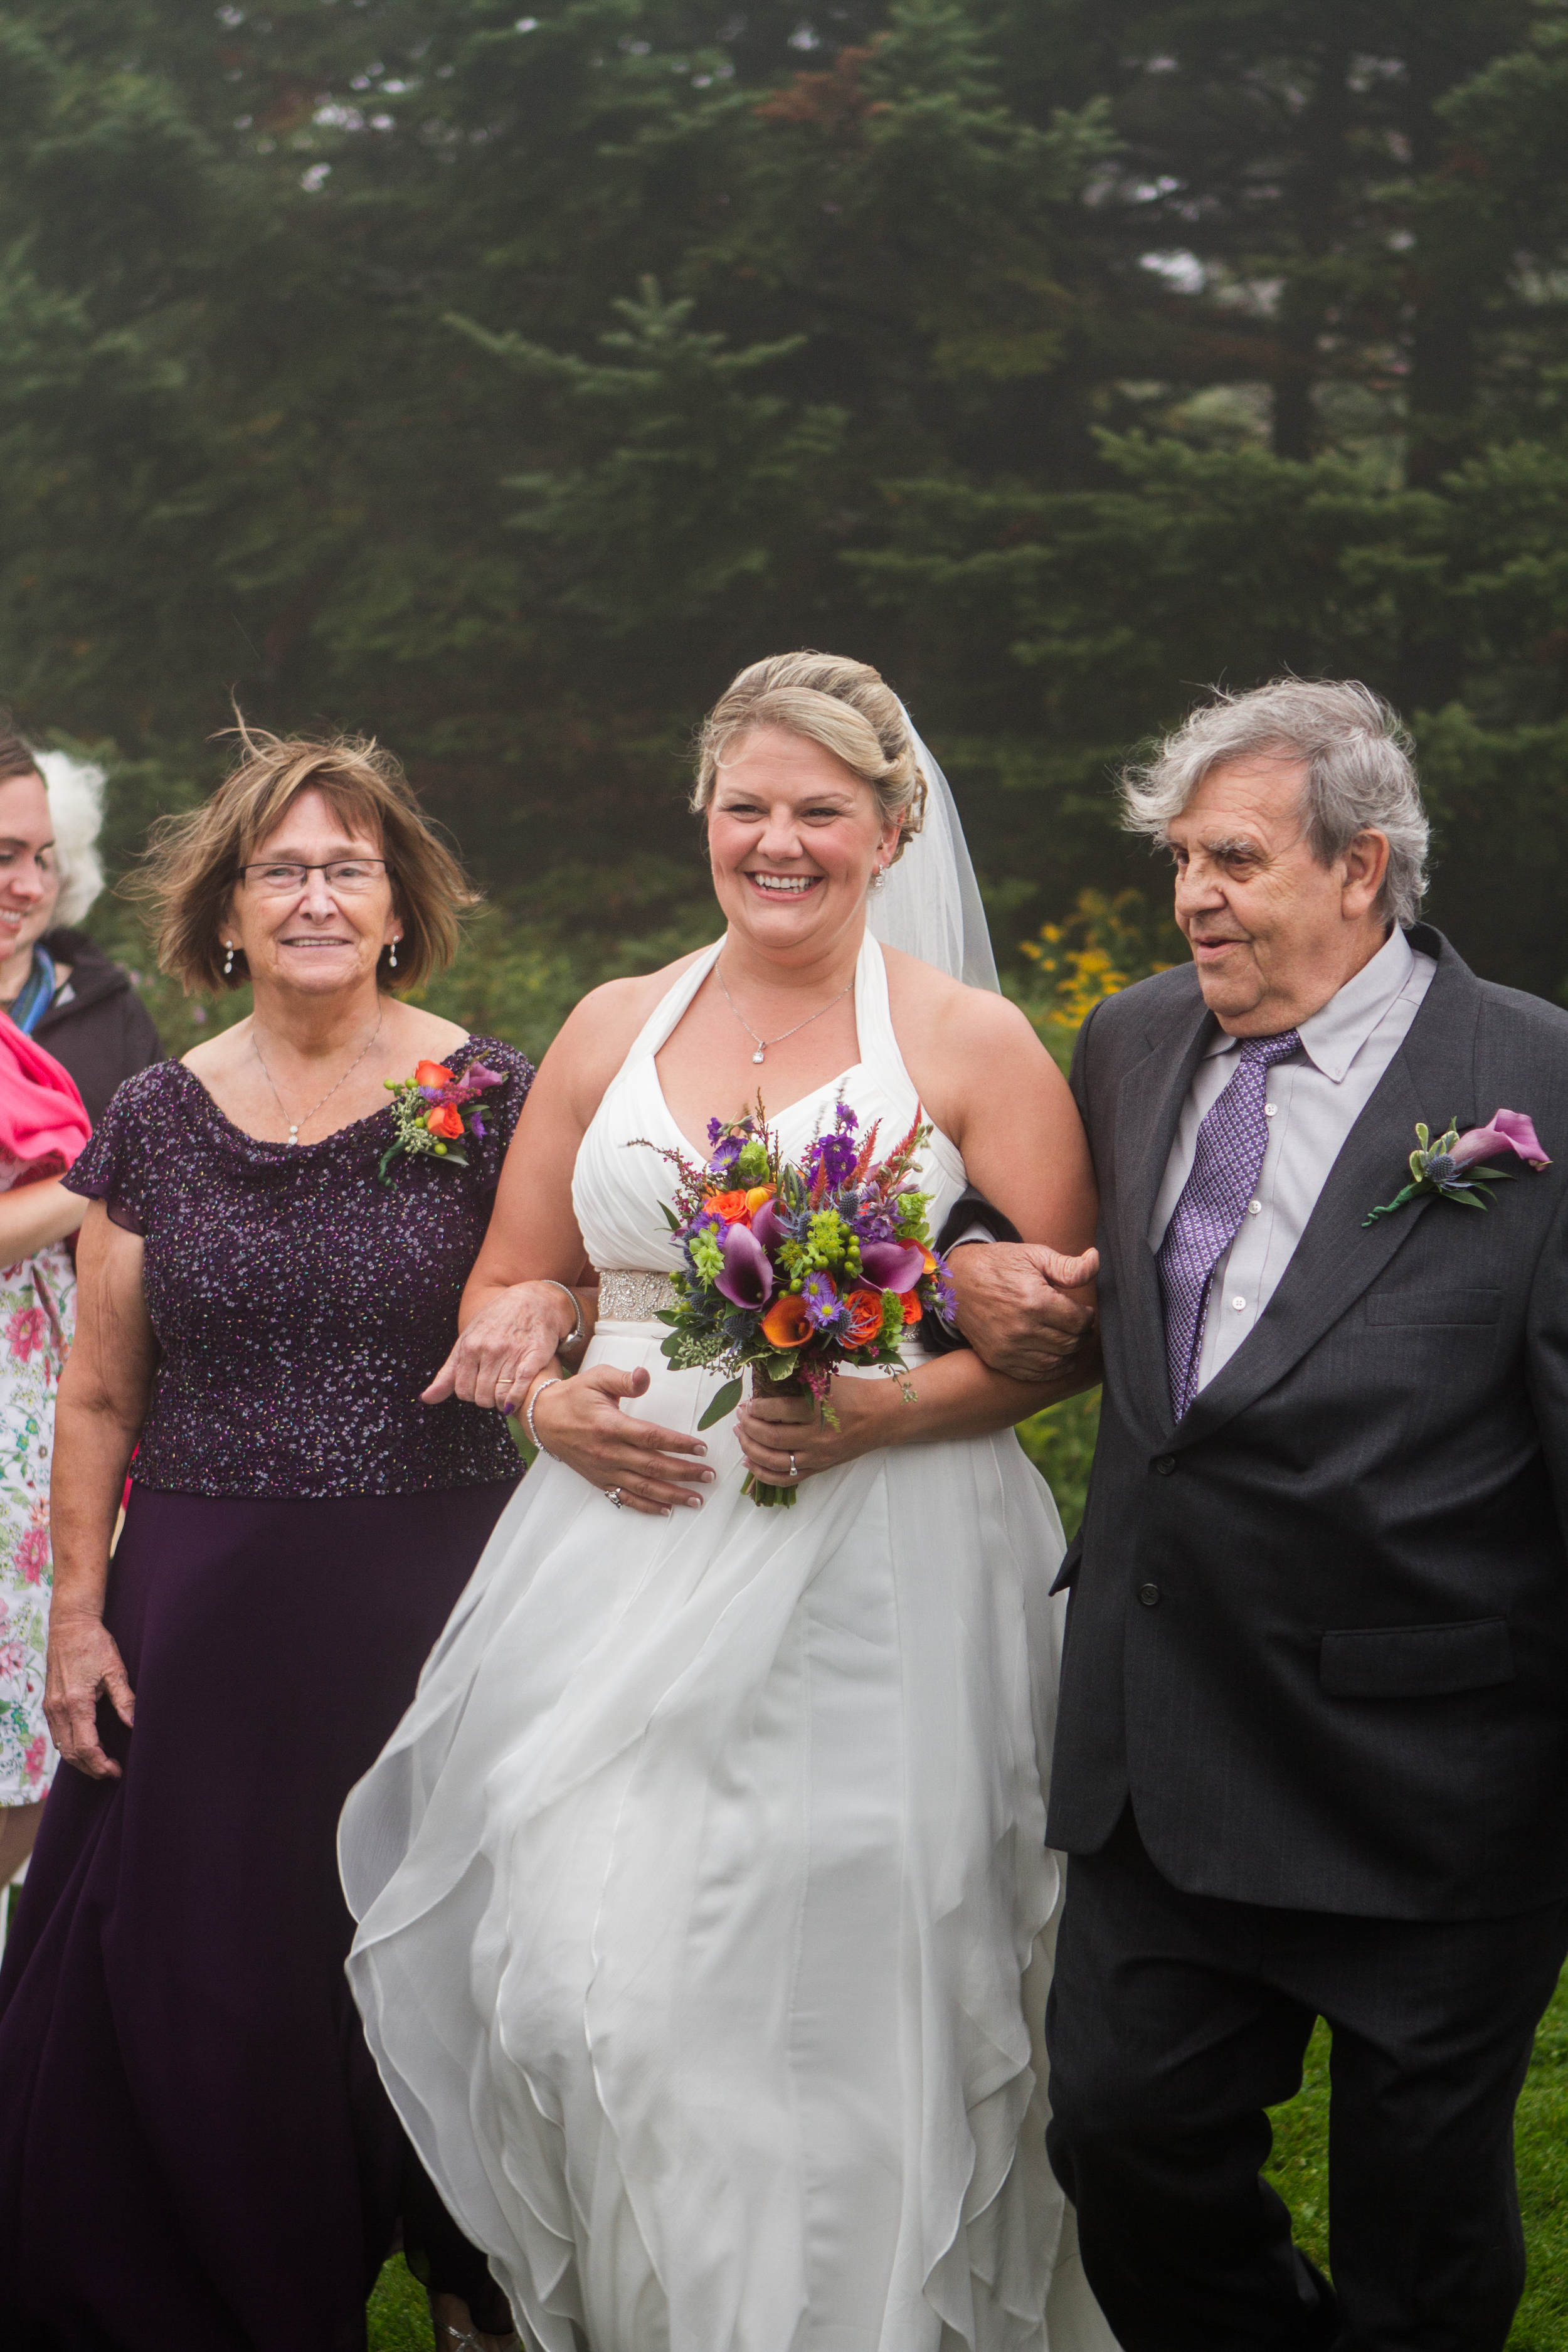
[525,1376,564,1459]
[537,1278,586,1350]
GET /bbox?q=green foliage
[1017,1387,1099,1538]
[368,2254,433,2350]
[1010,884,1182,1069]
[8,0,1568,997]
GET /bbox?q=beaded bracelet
[525,1375,564,1459]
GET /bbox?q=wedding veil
[866,714,1000,992]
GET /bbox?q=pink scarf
[0,1010,91,1179]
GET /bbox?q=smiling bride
[341,654,1116,2351]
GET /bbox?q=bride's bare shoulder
[880,943,1042,1059]
[538,947,713,1098]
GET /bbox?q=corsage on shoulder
[378,1056,506,1184]
[1364,1109,1550,1226]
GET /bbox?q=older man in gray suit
[950,679,1568,2351]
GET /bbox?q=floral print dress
[0,1155,73,1808]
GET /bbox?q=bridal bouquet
[645,1099,955,1506]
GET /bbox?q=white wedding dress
[341,933,1115,2352]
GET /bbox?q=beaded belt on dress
[595,1268,678,1323]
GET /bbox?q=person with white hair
[0,723,160,1947]
[0,727,162,1124]
[948,676,1568,2351]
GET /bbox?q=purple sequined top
[63,1037,534,1498]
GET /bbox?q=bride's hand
[531,1366,716,1516]
[737,1379,884,1488]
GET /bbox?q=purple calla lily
[858,1239,925,1293]
[464,1063,506,1091]
[715,1219,775,1310]
[749,1195,785,1254]
[1451,1109,1551,1172]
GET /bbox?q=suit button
[1153,1455,1176,1476]
[1138,1582,1161,1608]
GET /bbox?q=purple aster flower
[802,1271,845,1332]
[707,1132,744,1180]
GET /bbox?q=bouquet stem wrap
[746,1364,807,1509]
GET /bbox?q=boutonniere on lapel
[1364,1110,1551,1226]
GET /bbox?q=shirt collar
[1200,925,1417,1083]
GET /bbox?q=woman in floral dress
[0,1014,91,1899]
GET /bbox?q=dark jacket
[1049,924,1568,1920]
[35,928,164,1127]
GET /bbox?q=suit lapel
[1106,979,1216,1442]
[1175,930,1481,1448]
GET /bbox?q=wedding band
[789,1453,798,1480]
[606,1487,624,1508]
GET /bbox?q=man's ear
[1342,828,1390,918]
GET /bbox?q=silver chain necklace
[715,956,854,1066]
[252,1011,384,1145]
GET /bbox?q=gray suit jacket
[1049,925,1568,1919]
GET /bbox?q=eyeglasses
[239,859,390,896]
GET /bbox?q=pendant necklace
[252,1010,384,1145]
[715,956,854,1066]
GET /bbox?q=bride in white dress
[341,654,1115,2351]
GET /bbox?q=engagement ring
[606,1487,624,1508]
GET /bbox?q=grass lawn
[366,1966,1568,2348]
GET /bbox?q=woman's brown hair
[134,726,476,993]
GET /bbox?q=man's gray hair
[1120,679,1430,928]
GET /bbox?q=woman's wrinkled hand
[531,1366,716,1518]
[421,1281,581,1415]
[45,1610,135,1781]
[736,1377,885,1490]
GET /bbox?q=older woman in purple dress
[0,733,563,2351]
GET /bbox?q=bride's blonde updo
[692,652,928,863]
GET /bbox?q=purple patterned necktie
[1157,1029,1301,1421]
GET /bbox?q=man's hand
[948,1241,1099,1382]
[421,1281,581,1415]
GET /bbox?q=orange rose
[704,1189,753,1225]
[844,1286,884,1347]
[899,1290,923,1324]
[760,1293,812,1348]
[415,1059,454,1089]
[745,1184,776,1215]
[425,1103,465,1140]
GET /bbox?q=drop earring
[223,941,235,977]
[388,940,398,972]
[869,867,886,894]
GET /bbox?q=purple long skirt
[0,1478,517,2352]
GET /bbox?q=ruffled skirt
[342,1327,1113,2351]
